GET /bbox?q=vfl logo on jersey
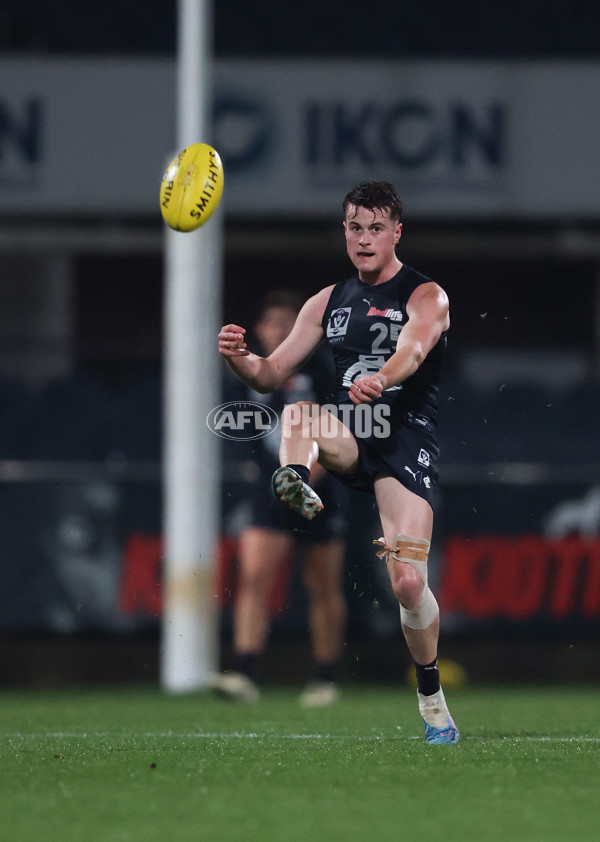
[366,306,403,322]
[327,307,352,339]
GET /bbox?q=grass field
[1,684,599,841]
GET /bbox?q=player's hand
[218,324,250,357]
[348,374,385,404]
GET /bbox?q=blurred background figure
[212,290,348,705]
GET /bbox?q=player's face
[254,306,298,355]
[344,204,402,281]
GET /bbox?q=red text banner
[440,535,600,621]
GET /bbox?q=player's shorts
[329,410,439,509]
[247,473,347,545]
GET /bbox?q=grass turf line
[0,684,599,842]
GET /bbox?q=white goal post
[160,0,222,692]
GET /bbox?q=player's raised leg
[273,401,359,520]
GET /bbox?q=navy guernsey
[321,265,446,424]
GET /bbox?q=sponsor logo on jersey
[366,306,403,322]
[326,307,352,339]
[417,448,430,468]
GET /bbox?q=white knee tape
[373,534,436,628]
[400,586,439,630]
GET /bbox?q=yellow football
[160,143,224,232]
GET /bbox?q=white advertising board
[1,58,599,218]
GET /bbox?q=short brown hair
[343,181,403,221]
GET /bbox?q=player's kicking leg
[271,466,323,520]
[273,402,358,521]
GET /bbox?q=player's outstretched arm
[218,323,275,391]
[348,282,449,404]
[218,286,332,394]
[218,324,250,358]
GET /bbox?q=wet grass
[1,684,599,841]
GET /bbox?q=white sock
[418,688,449,728]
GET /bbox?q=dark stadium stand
[438,377,600,464]
[24,375,110,461]
[2,1,600,58]
[105,375,162,462]
[1,374,598,465]
[0,377,31,460]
